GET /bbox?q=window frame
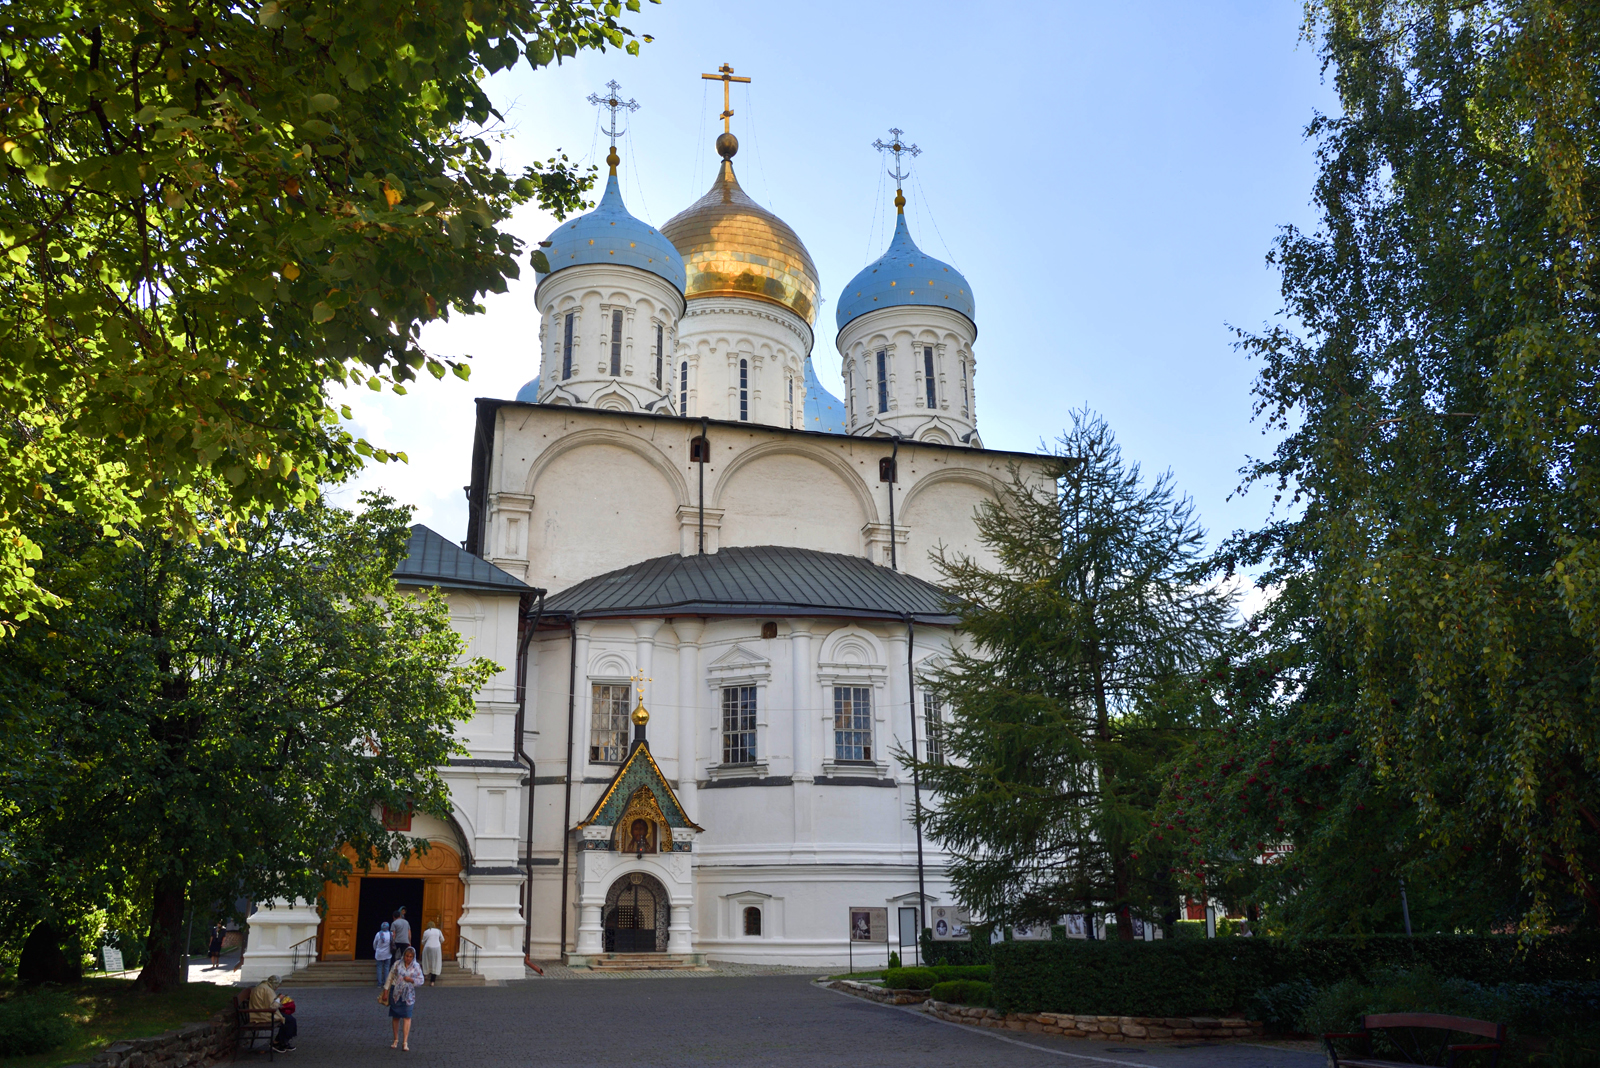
[720,685,758,766]
[876,349,888,413]
[923,346,937,409]
[588,681,632,765]
[832,685,874,762]
[655,323,664,388]
[609,308,624,376]
[742,906,762,937]
[561,311,575,380]
[738,358,749,421]
[923,689,945,765]
[680,359,689,415]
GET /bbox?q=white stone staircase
[280,959,488,987]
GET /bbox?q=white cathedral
[242,83,1053,982]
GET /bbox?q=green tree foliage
[0,0,653,627]
[0,493,496,991]
[914,413,1234,939]
[1220,0,1600,932]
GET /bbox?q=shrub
[884,966,940,990]
[887,951,901,970]
[0,991,78,1056]
[1172,920,1206,940]
[933,964,992,982]
[1247,979,1320,1034]
[931,979,992,1007]
[921,930,994,967]
[989,935,1600,1018]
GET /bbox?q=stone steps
[584,953,707,972]
[282,960,487,987]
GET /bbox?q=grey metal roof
[394,524,529,595]
[544,545,959,624]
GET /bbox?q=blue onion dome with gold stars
[535,148,685,295]
[836,195,974,333]
[802,356,846,434]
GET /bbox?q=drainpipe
[904,614,927,961]
[557,614,580,958]
[514,588,546,960]
[887,436,901,570]
[698,417,708,555]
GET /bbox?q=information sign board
[849,907,888,942]
[102,946,124,973]
[929,906,971,941]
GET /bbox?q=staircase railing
[457,934,481,975]
[288,935,317,974]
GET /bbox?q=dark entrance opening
[356,878,423,960]
[603,874,667,953]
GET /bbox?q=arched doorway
[603,872,669,953]
[318,843,464,962]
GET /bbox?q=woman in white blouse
[419,923,444,986]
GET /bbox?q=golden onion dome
[660,136,819,325]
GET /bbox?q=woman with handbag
[379,945,424,1051]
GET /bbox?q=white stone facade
[674,298,812,430]
[534,262,685,414]
[837,304,979,445]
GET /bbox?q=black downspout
[698,417,708,555]
[557,615,580,959]
[888,437,901,570]
[514,589,546,959]
[904,613,927,961]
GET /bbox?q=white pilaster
[674,618,705,821]
[240,898,323,983]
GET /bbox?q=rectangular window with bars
[721,686,758,765]
[833,686,873,761]
[655,323,664,387]
[876,350,888,413]
[589,683,631,763]
[924,347,937,409]
[609,309,623,376]
[923,690,945,765]
[680,360,688,414]
[561,312,575,380]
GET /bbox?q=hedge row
[990,935,1600,1018]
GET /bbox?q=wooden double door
[319,843,463,961]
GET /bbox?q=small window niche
[690,435,710,464]
[761,621,778,640]
[879,457,898,483]
[743,906,762,937]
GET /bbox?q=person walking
[382,945,424,1051]
[373,922,392,987]
[418,923,443,986]
[207,923,226,969]
[389,907,412,964]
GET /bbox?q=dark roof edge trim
[474,396,1051,465]
[537,605,958,626]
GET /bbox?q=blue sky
[334,1,1336,554]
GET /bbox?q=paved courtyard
[270,973,1326,1068]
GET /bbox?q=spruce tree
[916,411,1233,939]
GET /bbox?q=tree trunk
[19,920,82,984]
[135,873,188,992]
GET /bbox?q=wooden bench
[233,993,276,1061]
[1323,1013,1505,1068]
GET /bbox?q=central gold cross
[701,63,751,133]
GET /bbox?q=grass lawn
[0,978,235,1068]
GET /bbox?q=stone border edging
[73,1010,238,1068]
[924,1000,1264,1041]
[824,979,931,1006]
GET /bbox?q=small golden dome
[631,702,650,727]
[661,159,820,325]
